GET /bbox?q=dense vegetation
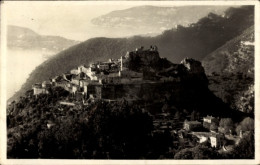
[207,73,254,113]
[202,26,254,113]
[8,87,190,159]
[7,87,254,159]
[10,6,254,102]
[7,88,152,158]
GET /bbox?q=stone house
[119,70,143,79]
[42,81,52,88]
[33,86,48,96]
[101,73,121,84]
[71,85,79,94]
[203,115,218,130]
[80,82,99,98]
[85,67,98,80]
[77,65,88,74]
[183,120,202,131]
[97,63,110,70]
[79,79,91,88]
[209,133,225,148]
[90,63,96,68]
[70,68,79,75]
[51,75,63,83]
[55,80,70,89]
[71,76,81,86]
[210,135,218,148]
[32,83,49,96]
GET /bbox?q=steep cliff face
[180,58,208,86]
[98,78,245,120]
[181,58,205,74]
[124,47,207,75]
[124,47,161,71]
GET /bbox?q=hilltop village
[7,46,254,159]
[32,45,183,102]
[29,46,251,152]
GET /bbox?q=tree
[85,101,154,159]
[240,117,254,132]
[232,131,254,159]
[235,125,242,136]
[174,145,219,159]
[219,118,234,134]
[174,148,193,159]
[236,117,254,135]
[210,122,218,132]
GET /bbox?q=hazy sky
[3,1,141,41]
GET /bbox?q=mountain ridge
[8,25,80,52]
[91,5,231,33]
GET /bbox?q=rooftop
[204,115,216,120]
[185,120,201,125]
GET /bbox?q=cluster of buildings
[32,46,181,102]
[183,116,224,148]
[150,113,236,151]
[152,113,183,134]
[150,112,249,153]
[32,49,146,100]
[181,115,245,151]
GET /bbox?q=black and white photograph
[0,1,259,164]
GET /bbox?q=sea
[6,48,54,99]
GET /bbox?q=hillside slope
[9,6,254,102]
[202,26,254,76]
[202,26,254,113]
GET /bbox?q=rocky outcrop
[180,58,209,86]
[181,58,205,74]
[124,46,161,71]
